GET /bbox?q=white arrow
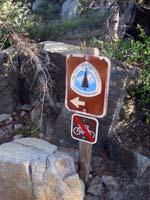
[70,97,85,108]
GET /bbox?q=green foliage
[0,27,12,50]
[20,119,39,138]
[58,11,106,34]
[0,0,58,48]
[90,27,150,66]
[136,68,150,122]
[90,38,144,65]
[90,28,150,122]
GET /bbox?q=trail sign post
[65,54,111,118]
[71,114,99,144]
[65,48,111,183]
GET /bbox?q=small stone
[12,112,16,116]
[13,134,23,140]
[8,117,13,122]
[14,124,23,130]
[0,128,5,138]
[0,114,11,123]
[21,111,26,117]
[16,103,22,111]
[87,176,102,196]
[21,104,32,111]
[14,116,19,121]
[39,132,44,139]
[101,175,119,190]
[6,124,13,131]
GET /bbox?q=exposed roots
[4,32,59,129]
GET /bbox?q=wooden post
[79,47,99,184]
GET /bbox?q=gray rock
[13,134,23,140]
[107,138,150,179]
[14,124,23,130]
[8,117,13,122]
[40,41,80,55]
[42,42,137,149]
[60,0,81,20]
[6,124,13,131]
[16,103,22,111]
[87,176,102,196]
[0,128,5,139]
[0,52,6,72]
[15,138,57,155]
[123,184,150,200]
[21,104,32,111]
[136,152,150,177]
[101,176,119,190]
[84,194,100,200]
[32,0,43,11]
[21,111,26,117]
[123,2,135,26]
[58,147,79,164]
[0,59,18,114]
[0,114,11,123]
[0,138,84,200]
[108,190,124,200]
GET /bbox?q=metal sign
[71,114,99,144]
[65,54,111,118]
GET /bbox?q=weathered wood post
[79,48,99,184]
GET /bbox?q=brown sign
[65,54,111,118]
[71,114,99,144]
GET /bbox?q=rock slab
[0,138,84,200]
[60,0,81,20]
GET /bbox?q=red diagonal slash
[74,116,95,142]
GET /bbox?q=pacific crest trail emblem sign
[65,54,111,118]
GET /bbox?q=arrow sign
[65,54,111,117]
[70,97,85,108]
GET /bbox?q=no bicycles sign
[71,114,99,144]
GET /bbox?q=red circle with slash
[71,114,99,144]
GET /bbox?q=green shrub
[20,119,39,138]
[90,28,150,122]
[136,68,150,122]
[0,0,57,49]
[58,10,107,34]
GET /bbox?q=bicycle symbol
[73,124,95,138]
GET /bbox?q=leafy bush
[90,28,150,122]
[136,68,150,122]
[0,0,57,49]
[20,119,39,138]
[57,10,107,35]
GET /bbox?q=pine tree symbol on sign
[82,69,89,90]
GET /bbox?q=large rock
[107,137,150,179]
[0,138,84,200]
[60,0,81,20]
[32,0,44,12]
[41,41,136,148]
